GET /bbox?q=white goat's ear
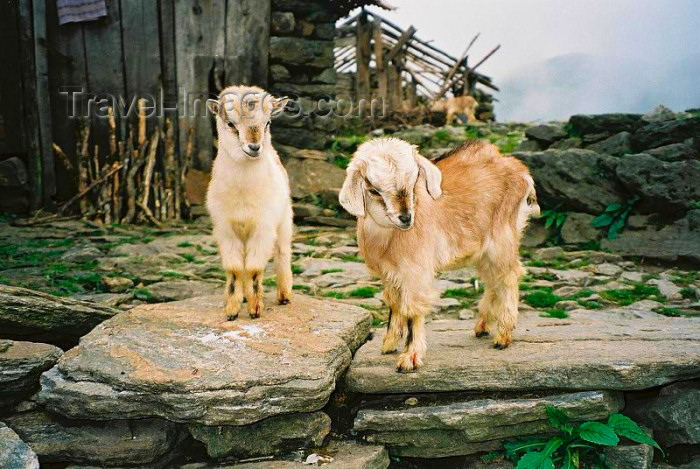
[414,149,442,199]
[206,99,220,116]
[270,96,289,116]
[339,161,365,217]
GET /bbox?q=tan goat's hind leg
[274,216,293,305]
[224,270,244,320]
[381,307,406,354]
[491,269,520,349]
[397,315,426,372]
[474,288,495,337]
[243,270,265,318]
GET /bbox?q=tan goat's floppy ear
[414,149,442,199]
[339,160,365,217]
[206,99,220,117]
[270,96,289,116]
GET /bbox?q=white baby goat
[206,85,292,319]
[340,138,539,372]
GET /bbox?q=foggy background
[365,0,700,122]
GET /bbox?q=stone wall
[516,106,700,265]
[269,0,338,152]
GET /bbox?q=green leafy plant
[592,197,639,240]
[542,209,568,231]
[504,407,662,469]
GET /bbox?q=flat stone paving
[36,294,371,426]
[345,310,700,394]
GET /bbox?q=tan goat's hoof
[396,352,422,373]
[475,330,489,338]
[278,297,291,306]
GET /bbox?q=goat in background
[340,138,539,371]
[206,85,292,319]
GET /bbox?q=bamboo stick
[52,143,73,171]
[139,127,160,221]
[57,163,123,217]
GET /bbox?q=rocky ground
[1,105,699,468]
[1,215,699,468]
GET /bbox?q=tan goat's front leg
[381,285,405,354]
[394,275,435,372]
[274,209,293,305]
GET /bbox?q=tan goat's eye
[227,122,234,129]
[368,188,381,196]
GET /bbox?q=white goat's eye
[265,121,271,128]
[227,122,234,129]
[368,188,381,196]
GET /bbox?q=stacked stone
[269,0,338,152]
[0,294,387,467]
[343,314,700,466]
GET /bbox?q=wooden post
[372,18,388,104]
[355,11,371,104]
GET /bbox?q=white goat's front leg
[214,225,246,320]
[243,224,277,318]
[274,208,293,305]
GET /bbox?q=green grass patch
[523,290,562,308]
[321,268,344,275]
[263,277,277,287]
[599,284,663,306]
[680,287,697,299]
[180,253,196,262]
[323,291,347,299]
[291,264,304,275]
[134,288,154,302]
[654,307,684,317]
[442,288,480,299]
[292,284,310,292]
[177,241,194,248]
[341,254,363,263]
[539,308,569,319]
[161,271,187,279]
[348,286,380,298]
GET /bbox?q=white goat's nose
[248,143,260,152]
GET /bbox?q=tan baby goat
[206,85,292,319]
[340,138,539,372]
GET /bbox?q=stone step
[180,441,389,469]
[344,312,700,394]
[0,339,62,410]
[354,390,623,458]
[35,294,371,426]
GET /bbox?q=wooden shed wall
[5,0,270,207]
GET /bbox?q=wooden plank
[32,0,56,207]
[384,25,415,64]
[120,0,161,134]
[0,1,26,155]
[175,0,225,171]
[158,0,178,158]
[225,0,270,88]
[16,0,42,209]
[45,0,88,202]
[82,0,126,161]
[355,11,371,101]
[372,18,387,103]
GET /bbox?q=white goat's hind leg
[396,314,427,372]
[242,269,265,318]
[274,212,293,305]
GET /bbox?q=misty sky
[363,0,700,121]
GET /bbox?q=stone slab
[345,313,700,394]
[354,391,622,458]
[189,412,331,459]
[5,408,184,466]
[0,340,62,409]
[37,294,371,426]
[0,423,39,469]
